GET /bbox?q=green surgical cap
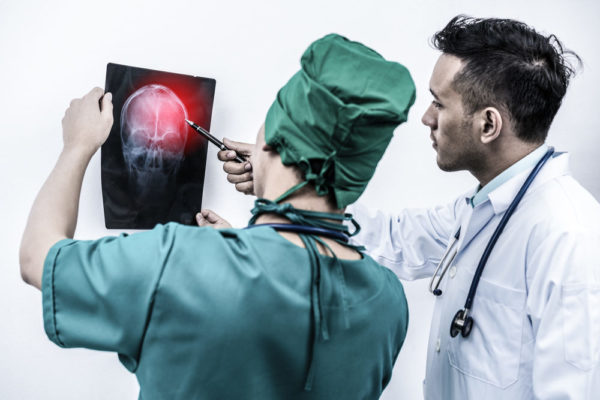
[265,33,416,208]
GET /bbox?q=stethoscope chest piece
[450,309,473,338]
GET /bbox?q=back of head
[265,34,416,209]
[432,15,580,143]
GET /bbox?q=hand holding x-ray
[217,138,255,195]
[195,209,232,229]
[62,87,113,155]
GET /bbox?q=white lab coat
[351,153,600,399]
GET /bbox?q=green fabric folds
[265,33,416,208]
[248,198,364,390]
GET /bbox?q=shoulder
[360,254,409,335]
[524,175,600,263]
[360,253,408,301]
[157,222,253,241]
[159,224,296,264]
[522,176,600,282]
[526,174,600,236]
[520,152,598,231]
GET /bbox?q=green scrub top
[42,223,408,399]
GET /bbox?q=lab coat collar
[486,152,570,214]
[471,145,549,207]
[456,151,569,252]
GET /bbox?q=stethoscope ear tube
[429,228,461,296]
[451,147,555,339]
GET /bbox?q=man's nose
[421,104,437,129]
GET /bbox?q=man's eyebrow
[429,88,440,100]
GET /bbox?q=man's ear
[478,107,503,144]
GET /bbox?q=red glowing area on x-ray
[120,84,189,159]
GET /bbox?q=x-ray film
[102,63,216,229]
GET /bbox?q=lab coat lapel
[457,201,496,253]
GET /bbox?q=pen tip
[185,119,192,125]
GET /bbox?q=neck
[254,154,343,224]
[473,140,541,187]
[255,184,341,225]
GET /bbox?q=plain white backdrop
[1,0,598,398]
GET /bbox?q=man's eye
[432,100,443,109]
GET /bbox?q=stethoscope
[247,223,349,242]
[429,147,555,338]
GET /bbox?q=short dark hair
[432,15,581,143]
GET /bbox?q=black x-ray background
[102,63,215,229]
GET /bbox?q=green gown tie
[248,185,363,391]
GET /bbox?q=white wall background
[1,0,598,398]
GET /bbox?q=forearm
[349,202,457,280]
[20,146,94,289]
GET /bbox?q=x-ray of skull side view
[102,63,215,229]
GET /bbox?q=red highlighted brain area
[120,84,189,158]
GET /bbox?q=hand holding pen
[185,119,254,194]
[218,139,254,195]
[185,119,247,163]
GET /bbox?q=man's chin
[436,157,460,172]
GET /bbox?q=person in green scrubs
[20,34,416,399]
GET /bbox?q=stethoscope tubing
[429,228,461,296]
[462,147,555,311]
[246,223,349,242]
[430,147,556,338]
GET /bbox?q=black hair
[432,15,581,143]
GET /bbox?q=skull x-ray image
[102,63,216,229]
[121,84,188,189]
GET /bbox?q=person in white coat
[203,15,600,399]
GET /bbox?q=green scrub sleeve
[41,223,177,372]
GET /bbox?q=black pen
[185,119,246,163]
